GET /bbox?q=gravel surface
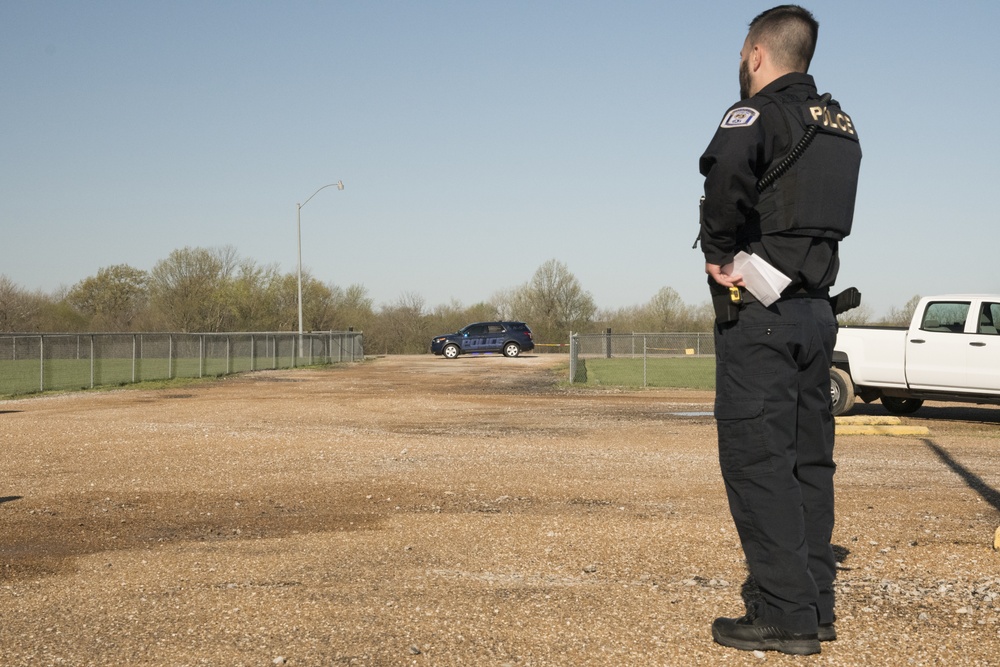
[1,354,999,666]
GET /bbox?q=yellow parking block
[835,425,930,436]
[834,414,928,435]
[835,415,902,425]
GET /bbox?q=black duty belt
[737,287,830,304]
[714,286,861,324]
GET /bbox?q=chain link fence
[0,331,363,396]
[569,332,715,387]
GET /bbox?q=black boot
[712,615,821,655]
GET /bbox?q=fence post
[39,335,44,393]
[605,328,612,359]
[90,335,95,388]
[643,336,648,388]
[569,332,577,384]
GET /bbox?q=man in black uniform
[697,5,861,656]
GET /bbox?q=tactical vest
[754,92,862,240]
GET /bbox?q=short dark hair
[747,5,819,73]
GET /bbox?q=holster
[829,287,862,315]
[712,290,742,324]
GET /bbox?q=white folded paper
[722,251,791,307]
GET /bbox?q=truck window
[921,301,970,333]
[978,303,1000,335]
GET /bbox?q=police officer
[697,5,862,656]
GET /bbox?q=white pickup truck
[831,294,1000,416]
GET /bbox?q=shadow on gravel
[0,496,22,505]
[847,402,1000,424]
[923,439,1000,511]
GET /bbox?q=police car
[430,321,534,359]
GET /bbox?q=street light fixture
[297,180,344,356]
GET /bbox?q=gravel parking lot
[1,354,999,666]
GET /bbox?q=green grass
[576,356,716,389]
[0,355,297,397]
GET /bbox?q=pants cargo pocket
[716,399,774,478]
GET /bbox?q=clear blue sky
[3,1,998,319]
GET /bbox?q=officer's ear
[750,44,764,72]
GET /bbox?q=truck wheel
[881,396,923,415]
[502,342,521,358]
[442,343,460,359]
[830,367,855,416]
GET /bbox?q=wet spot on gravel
[1,491,384,582]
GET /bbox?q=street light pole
[297,180,344,357]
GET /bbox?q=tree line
[0,246,918,354]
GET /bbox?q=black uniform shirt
[699,72,859,293]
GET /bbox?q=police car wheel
[830,367,855,416]
[443,344,460,359]
[502,342,521,358]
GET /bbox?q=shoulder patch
[720,107,759,129]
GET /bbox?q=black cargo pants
[713,296,838,634]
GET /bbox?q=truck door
[965,301,1000,392]
[905,300,972,391]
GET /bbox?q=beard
[739,58,751,100]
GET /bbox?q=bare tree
[329,283,375,332]
[426,299,501,341]
[427,299,472,338]
[67,264,149,331]
[684,301,716,332]
[877,294,921,326]
[0,276,58,332]
[370,292,428,354]
[0,276,29,332]
[597,288,714,334]
[646,286,685,328]
[510,259,596,343]
[594,303,640,332]
[272,269,336,332]
[148,246,238,332]
[488,288,516,321]
[837,303,872,327]
[224,260,284,331]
